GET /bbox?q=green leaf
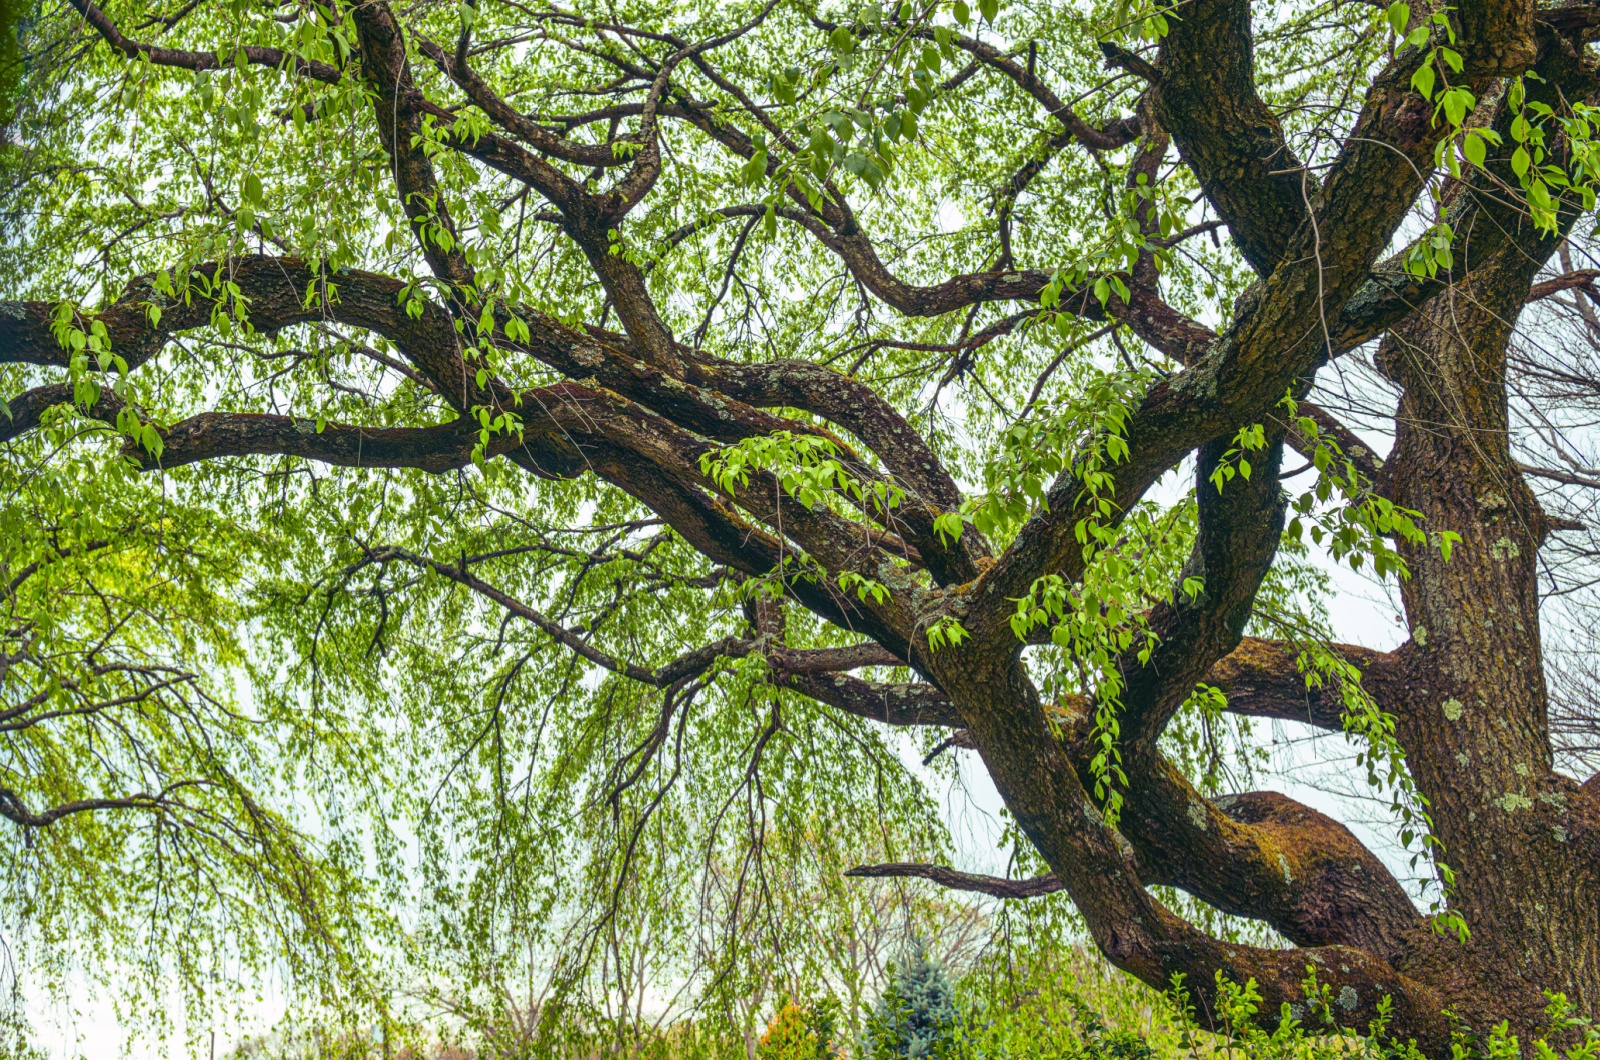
[1410,64,1436,100]
[1385,1,1409,35]
[1441,87,1473,127]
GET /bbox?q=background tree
[864,941,957,1059]
[5,0,1600,1052]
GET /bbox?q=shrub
[757,997,840,1060]
[864,940,958,1058]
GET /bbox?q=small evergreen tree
[864,940,957,1059]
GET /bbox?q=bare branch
[844,862,1062,899]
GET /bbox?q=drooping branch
[0,258,905,587]
[0,259,930,650]
[355,542,945,724]
[357,546,749,685]
[0,787,168,827]
[843,861,1062,898]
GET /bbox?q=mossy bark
[1381,247,1600,1032]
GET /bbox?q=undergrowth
[209,944,1598,1060]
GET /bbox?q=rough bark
[1382,215,1600,1028]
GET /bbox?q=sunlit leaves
[932,510,964,547]
[963,366,1146,546]
[1207,423,1266,492]
[838,569,889,604]
[701,430,902,517]
[1280,393,1427,580]
[1004,499,1197,824]
[1403,221,1455,279]
[925,614,969,649]
[1499,82,1600,234]
[1381,1,1409,37]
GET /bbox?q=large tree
[6,0,1600,1050]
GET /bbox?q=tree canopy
[6,0,1600,1052]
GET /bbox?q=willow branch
[844,862,1062,898]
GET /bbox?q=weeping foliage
[0,0,1443,1050]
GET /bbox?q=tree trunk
[1382,245,1600,1035]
